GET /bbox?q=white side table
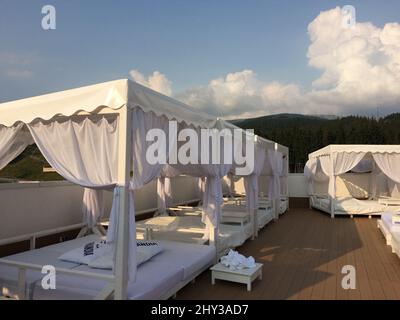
[210,262,263,291]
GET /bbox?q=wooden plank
[177,208,400,300]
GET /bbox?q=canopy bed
[0,79,287,299]
[305,145,400,218]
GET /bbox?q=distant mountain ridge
[1,113,400,180]
[231,113,337,126]
[232,112,400,172]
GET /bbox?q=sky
[0,0,399,119]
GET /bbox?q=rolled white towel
[220,249,256,271]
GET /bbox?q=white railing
[0,222,114,300]
[0,222,86,250]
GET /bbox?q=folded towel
[220,249,256,271]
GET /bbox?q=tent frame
[0,79,288,300]
[308,144,400,218]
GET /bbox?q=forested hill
[2,113,400,181]
[233,113,400,172]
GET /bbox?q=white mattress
[334,197,388,214]
[257,208,274,229]
[137,216,252,252]
[0,236,215,300]
[279,199,288,214]
[381,212,400,233]
[220,221,253,249]
[319,198,330,211]
[221,203,246,212]
[0,234,100,299]
[312,196,397,215]
[174,204,247,217]
[177,204,265,224]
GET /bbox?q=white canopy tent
[155,123,274,238]
[0,79,231,299]
[266,143,289,218]
[305,144,400,218]
[154,118,289,238]
[0,78,281,299]
[232,141,289,219]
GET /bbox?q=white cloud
[0,52,36,79]
[4,69,33,79]
[306,7,400,114]
[130,69,172,96]
[175,70,306,118]
[131,7,400,118]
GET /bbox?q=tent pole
[209,218,219,263]
[209,178,221,263]
[330,154,335,219]
[274,144,280,220]
[253,207,258,239]
[286,151,290,210]
[253,176,258,238]
[114,105,132,300]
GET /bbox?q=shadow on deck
[177,208,400,300]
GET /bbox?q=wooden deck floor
[177,208,400,300]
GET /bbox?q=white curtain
[29,113,169,281]
[28,116,139,278]
[304,159,317,195]
[28,117,118,187]
[351,159,373,173]
[227,172,236,197]
[280,156,288,197]
[304,158,329,195]
[156,176,172,215]
[164,165,231,239]
[267,151,283,201]
[155,164,181,215]
[198,177,206,203]
[388,178,400,198]
[319,152,365,199]
[200,165,232,240]
[82,188,104,228]
[27,117,134,273]
[318,155,335,206]
[161,122,233,239]
[129,110,175,190]
[108,108,176,279]
[0,123,33,170]
[243,144,266,215]
[373,153,400,185]
[369,161,381,198]
[333,152,366,175]
[331,152,366,198]
[319,156,332,177]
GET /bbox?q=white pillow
[59,240,164,270]
[58,239,108,265]
[89,240,163,270]
[136,240,163,264]
[87,249,113,269]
